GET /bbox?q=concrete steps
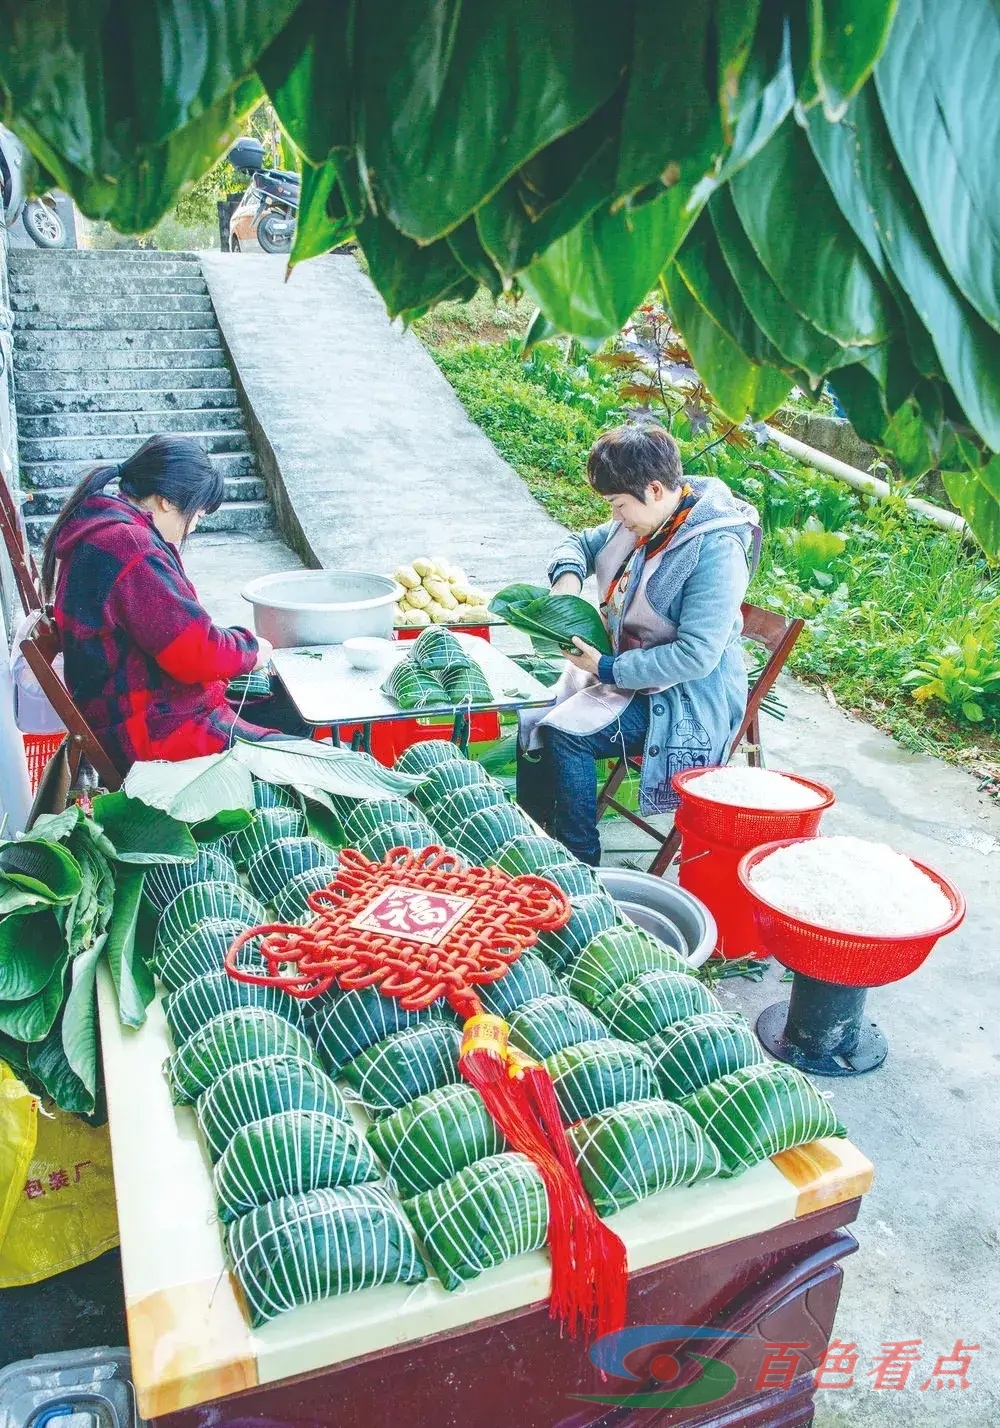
[9,247,274,540]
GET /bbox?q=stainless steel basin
[241,570,401,648]
[598,867,717,968]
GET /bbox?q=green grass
[426,335,1000,765]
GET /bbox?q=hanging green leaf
[26,1021,93,1116]
[674,210,800,375]
[91,791,198,866]
[357,211,477,322]
[257,0,354,165]
[357,0,626,242]
[717,8,796,181]
[446,219,504,299]
[105,868,154,1030]
[663,266,792,423]
[941,440,1000,560]
[809,0,900,120]
[838,86,1000,450]
[0,954,68,1043]
[289,157,357,268]
[729,116,892,348]
[61,933,105,1102]
[0,910,65,1001]
[875,0,1000,334]
[0,840,82,904]
[520,187,700,342]
[124,750,255,824]
[709,186,869,383]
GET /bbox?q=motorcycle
[226,137,299,254]
[0,124,67,247]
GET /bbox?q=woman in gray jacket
[518,424,759,866]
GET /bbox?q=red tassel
[459,1012,628,1341]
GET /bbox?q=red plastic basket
[675,813,764,960]
[21,731,65,794]
[737,838,966,987]
[671,766,835,851]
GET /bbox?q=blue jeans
[516,695,650,866]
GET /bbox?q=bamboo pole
[764,425,967,536]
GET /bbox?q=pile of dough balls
[393,558,492,627]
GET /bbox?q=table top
[97,970,874,1421]
[271,632,555,727]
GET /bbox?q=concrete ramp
[201,253,565,589]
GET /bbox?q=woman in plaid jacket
[41,435,299,771]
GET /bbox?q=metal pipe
[764,425,967,536]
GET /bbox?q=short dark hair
[587,424,684,500]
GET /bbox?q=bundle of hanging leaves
[0,795,199,1118]
[1,0,1000,542]
[2,0,999,548]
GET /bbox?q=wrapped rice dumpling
[565,925,694,1010]
[645,1012,764,1101]
[163,1008,317,1105]
[214,1109,379,1222]
[602,970,721,1041]
[340,1023,462,1116]
[366,1083,506,1197]
[197,1054,351,1161]
[506,993,608,1061]
[544,1039,656,1125]
[681,1062,845,1176]
[568,1098,721,1215]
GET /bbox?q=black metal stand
[757,969,888,1077]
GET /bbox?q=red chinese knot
[224,845,571,1017]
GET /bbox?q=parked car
[0,125,67,247]
[226,137,299,254]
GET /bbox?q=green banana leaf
[257,0,353,165]
[0,909,66,1001]
[808,0,898,120]
[91,792,198,866]
[0,954,68,1044]
[489,584,610,655]
[0,840,82,904]
[61,934,106,1104]
[26,1018,93,1116]
[104,869,154,1030]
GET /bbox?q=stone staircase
[7,248,273,543]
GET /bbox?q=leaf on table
[296,786,347,851]
[0,955,69,1044]
[104,869,154,1030]
[60,933,106,1101]
[190,809,254,843]
[0,840,82,904]
[124,750,255,824]
[92,791,198,866]
[233,740,422,800]
[0,909,65,1001]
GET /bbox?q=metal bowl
[241,570,402,648]
[597,867,717,968]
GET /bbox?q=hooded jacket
[52,494,261,769]
[532,476,760,813]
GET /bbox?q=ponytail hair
[41,434,225,599]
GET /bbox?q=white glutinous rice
[687,766,825,810]
[748,835,952,936]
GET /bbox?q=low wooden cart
[97,972,872,1428]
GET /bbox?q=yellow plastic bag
[0,1076,119,1288]
[0,1062,38,1251]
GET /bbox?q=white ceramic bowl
[343,636,395,671]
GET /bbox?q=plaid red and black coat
[53,494,265,768]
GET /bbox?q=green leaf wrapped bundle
[228,1184,426,1326]
[312,986,449,1072]
[413,758,498,814]
[534,893,622,971]
[154,918,264,996]
[382,662,448,711]
[340,1023,462,1115]
[403,1152,548,1291]
[565,926,694,1010]
[342,798,423,845]
[410,626,470,673]
[164,1008,317,1105]
[544,1039,656,1124]
[272,866,339,924]
[506,993,608,1061]
[603,970,721,1041]
[645,1012,765,1101]
[681,1062,846,1176]
[214,1109,380,1222]
[197,1055,351,1161]
[474,952,562,1019]
[394,741,463,776]
[246,837,338,905]
[163,969,306,1047]
[543,862,601,897]
[144,848,238,914]
[432,783,508,837]
[155,884,267,965]
[353,821,437,862]
[568,1098,722,1216]
[441,663,493,705]
[366,1083,506,1197]
[228,808,307,868]
[492,835,573,877]
[452,804,536,863]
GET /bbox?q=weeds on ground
[429,336,1000,762]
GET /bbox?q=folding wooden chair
[18,610,122,791]
[0,465,43,613]
[597,602,804,877]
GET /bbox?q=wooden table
[270,632,554,747]
[97,970,873,1427]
